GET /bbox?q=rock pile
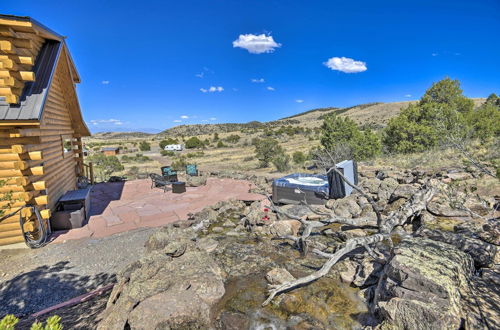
[97,166,499,329]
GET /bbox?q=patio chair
[160,166,178,182]
[186,164,199,176]
[149,173,171,192]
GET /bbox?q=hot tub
[272,173,329,205]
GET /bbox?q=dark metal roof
[0,40,61,120]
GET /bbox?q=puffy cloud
[101,80,110,85]
[232,34,281,54]
[323,57,367,73]
[90,118,123,125]
[266,86,275,91]
[173,120,182,123]
[404,94,412,98]
[295,99,304,103]
[195,72,204,78]
[432,53,439,57]
[209,117,217,121]
[251,78,265,83]
[180,115,189,119]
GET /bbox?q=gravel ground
[0,227,156,318]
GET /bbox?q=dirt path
[0,227,156,319]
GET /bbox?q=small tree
[185,137,204,149]
[213,132,219,142]
[139,141,151,151]
[468,94,500,142]
[217,141,226,148]
[88,153,124,182]
[254,138,282,168]
[292,151,307,165]
[320,114,381,160]
[272,151,291,172]
[225,134,241,144]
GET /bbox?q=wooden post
[89,161,94,185]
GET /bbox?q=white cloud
[90,118,123,125]
[201,87,224,93]
[324,57,367,73]
[266,86,275,91]
[432,53,439,57]
[251,78,265,83]
[180,115,189,119]
[295,99,304,103]
[404,94,412,98]
[208,86,224,92]
[195,72,204,78]
[209,117,217,121]
[101,80,110,85]
[173,120,182,123]
[232,33,281,54]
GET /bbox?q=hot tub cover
[273,173,329,195]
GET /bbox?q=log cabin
[0,14,91,246]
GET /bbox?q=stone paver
[51,178,264,242]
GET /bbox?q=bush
[225,134,241,144]
[213,132,219,142]
[468,94,500,142]
[161,150,175,157]
[171,156,188,170]
[254,138,284,168]
[139,141,151,151]
[272,152,291,172]
[292,151,307,164]
[185,137,204,149]
[87,153,124,182]
[383,77,474,153]
[243,156,254,161]
[1,314,62,330]
[217,141,226,148]
[159,138,179,149]
[320,115,381,160]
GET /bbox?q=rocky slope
[97,165,499,329]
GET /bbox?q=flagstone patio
[51,178,265,242]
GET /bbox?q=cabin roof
[0,14,89,136]
[0,40,61,120]
[101,147,120,151]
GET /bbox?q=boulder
[389,184,420,202]
[268,220,302,237]
[420,228,498,268]
[427,195,471,217]
[375,238,475,330]
[98,240,225,329]
[266,267,295,285]
[186,175,207,187]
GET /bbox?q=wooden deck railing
[82,162,95,185]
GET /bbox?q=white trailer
[164,144,183,151]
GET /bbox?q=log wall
[0,47,84,246]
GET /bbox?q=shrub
[243,156,254,161]
[139,141,151,151]
[254,138,282,168]
[87,153,124,182]
[185,137,204,149]
[159,138,179,149]
[217,141,226,148]
[161,150,175,157]
[383,77,474,153]
[320,114,381,160]
[171,156,188,170]
[1,314,62,330]
[272,152,291,172]
[225,134,241,144]
[213,132,219,142]
[468,94,500,142]
[292,151,307,164]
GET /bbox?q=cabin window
[61,135,75,157]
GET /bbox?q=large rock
[186,175,208,187]
[420,228,498,268]
[375,238,475,330]
[98,238,225,329]
[427,195,471,217]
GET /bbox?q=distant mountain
[90,99,486,139]
[91,127,162,134]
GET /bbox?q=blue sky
[2,0,499,133]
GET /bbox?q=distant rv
[164,144,183,151]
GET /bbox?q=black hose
[0,205,50,248]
